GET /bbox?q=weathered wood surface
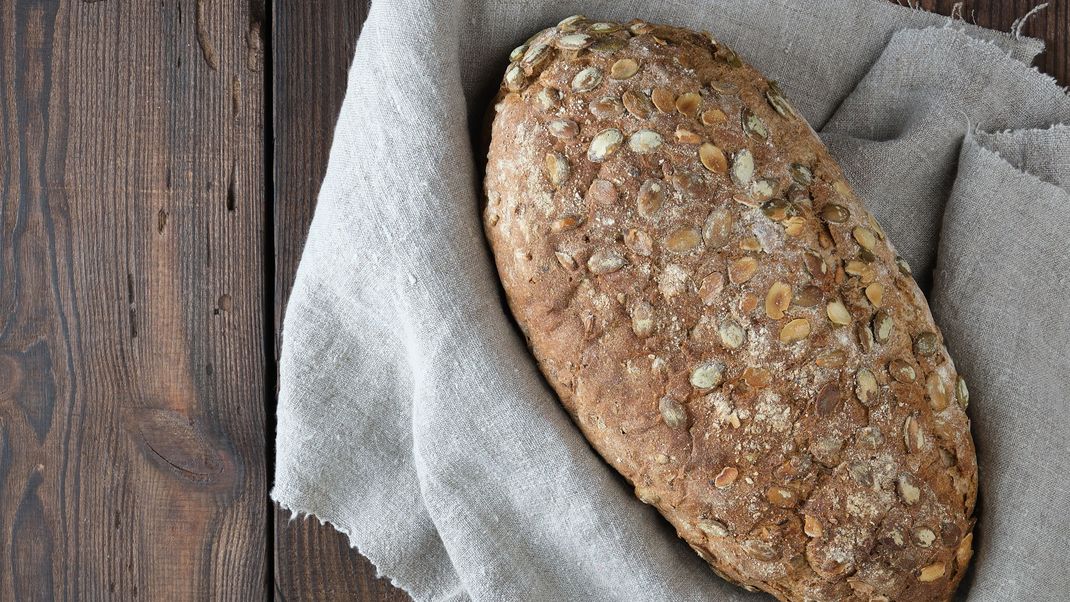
[1,0,267,599]
[1,0,1065,600]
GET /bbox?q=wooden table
[0,1,1064,599]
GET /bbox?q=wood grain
[0,0,267,599]
[270,1,405,601]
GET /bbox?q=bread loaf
[483,16,977,602]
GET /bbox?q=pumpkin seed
[763,282,791,319]
[675,126,702,144]
[659,396,688,428]
[896,256,912,276]
[521,43,552,69]
[622,90,653,119]
[889,359,916,383]
[547,119,579,138]
[865,283,884,307]
[557,14,587,29]
[714,45,743,68]
[551,214,584,232]
[897,475,921,505]
[826,300,851,325]
[697,273,723,305]
[699,143,728,173]
[698,519,729,538]
[691,361,726,389]
[731,149,755,186]
[628,21,653,35]
[856,369,878,406]
[651,87,676,112]
[571,66,603,92]
[699,272,725,305]
[586,179,617,205]
[815,382,841,416]
[804,252,827,278]
[628,129,663,153]
[676,92,701,117]
[790,163,813,186]
[738,292,759,314]
[665,227,702,253]
[609,58,639,79]
[630,301,654,337]
[587,22,622,34]
[504,64,527,92]
[956,376,969,408]
[535,87,560,111]
[742,108,768,139]
[544,152,569,188]
[671,172,705,197]
[778,215,802,236]
[742,366,771,388]
[766,487,797,508]
[821,204,850,223]
[590,36,626,53]
[728,256,758,284]
[859,426,883,447]
[637,179,665,217]
[903,415,924,454]
[918,562,945,582]
[718,320,745,349]
[708,80,739,95]
[815,350,846,368]
[848,461,873,486]
[853,226,877,250]
[556,33,592,49]
[509,44,528,62]
[742,540,777,561]
[833,180,852,197]
[872,310,893,343]
[587,249,626,274]
[957,534,973,570]
[913,331,939,356]
[780,318,811,343]
[714,466,738,488]
[762,198,792,221]
[587,128,623,162]
[589,96,623,119]
[766,81,796,118]
[703,208,733,247]
[927,372,950,411]
[623,228,653,256]
[748,180,775,204]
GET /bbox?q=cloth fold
[273,1,1070,600]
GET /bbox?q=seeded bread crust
[482,16,977,602]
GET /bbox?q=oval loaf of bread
[483,16,977,602]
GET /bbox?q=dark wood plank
[0,0,267,598]
[271,1,405,600]
[270,1,1065,600]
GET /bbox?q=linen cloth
[272,0,1070,599]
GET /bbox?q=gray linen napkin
[272,1,1070,599]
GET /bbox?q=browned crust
[483,15,977,602]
